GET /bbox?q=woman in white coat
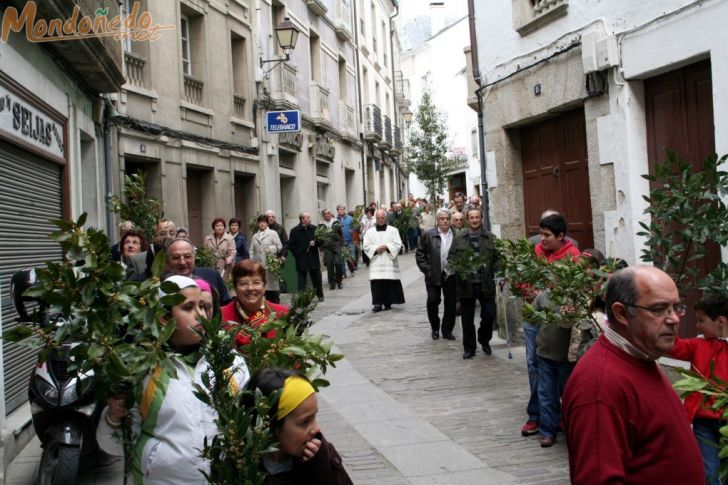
[362,209,405,312]
[251,214,283,303]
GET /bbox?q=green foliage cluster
[495,239,613,329]
[394,207,417,235]
[8,214,343,483]
[194,318,277,485]
[248,217,259,236]
[314,225,332,245]
[447,247,492,282]
[405,89,461,204]
[264,252,283,282]
[350,206,363,232]
[195,245,218,269]
[340,246,355,264]
[673,370,728,482]
[108,172,163,243]
[638,151,728,295]
[5,214,182,477]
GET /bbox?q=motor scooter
[10,268,101,485]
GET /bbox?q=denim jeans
[536,356,574,438]
[523,321,540,422]
[693,418,725,485]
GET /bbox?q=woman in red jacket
[222,259,288,346]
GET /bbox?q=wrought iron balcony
[380,115,392,149]
[364,104,382,141]
[391,125,402,154]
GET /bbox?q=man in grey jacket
[415,208,456,341]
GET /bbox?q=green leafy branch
[264,252,283,282]
[108,172,163,243]
[447,247,491,281]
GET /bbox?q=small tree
[405,89,460,204]
[637,151,728,294]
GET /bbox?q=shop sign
[314,133,335,161]
[0,83,64,161]
[266,110,300,133]
[279,131,303,151]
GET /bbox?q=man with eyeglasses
[165,238,231,305]
[562,266,703,484]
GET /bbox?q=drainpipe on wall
[475,89,491,232]
[389,4,400,201]
[468,0,491,231]
[353,0,368,205]
[103,96,115,238]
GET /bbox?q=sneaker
[521,420,539,437]
[539,435,556,448]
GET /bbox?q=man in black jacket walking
[415,208,457,341]
[289,212,324,301]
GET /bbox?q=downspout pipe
[475,89,491,231]
[389,5,400,201]
[352,0,367,205]
[103,96,115,238]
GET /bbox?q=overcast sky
[398,0,468,25]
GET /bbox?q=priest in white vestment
[362,209,406,312]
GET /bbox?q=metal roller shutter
[0,140,63,414]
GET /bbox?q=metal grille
[0,140,63,414]
[48,359,69,384]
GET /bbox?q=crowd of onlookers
[106,195,728,484]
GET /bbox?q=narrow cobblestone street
[6,253,569,484]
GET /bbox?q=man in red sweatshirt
[562,266,704,483]
[521,213,580,440]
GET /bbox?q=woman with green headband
[253,369,353,484]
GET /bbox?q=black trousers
[425,274,456,335]
[323,249,342,287]
[297,268,324,298]
[460,284,497,353]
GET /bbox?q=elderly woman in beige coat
[203,217,236,277]
[251,214,283,303]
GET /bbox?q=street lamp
[260,18,301,71]
[402,109,413,127]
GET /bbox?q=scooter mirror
[10,269,44,323]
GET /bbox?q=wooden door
[186,171,204,246]
[645,59,716,337]
[521,108,593,249]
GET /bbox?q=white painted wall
[401,17,480,201]
[471,0,728,263]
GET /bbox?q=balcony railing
[338,101,357,141]
[233,94,246,119]
[334,0,353,41]
[124,51,146,88]
[184,75,204,105]
[394,71,411,107]
[394,125,402,151]
[380,115,392,148]
[364,104,382,141]
[270,62,299,108]
[309,83,332,128]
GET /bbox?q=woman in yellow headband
[254,369,353,484]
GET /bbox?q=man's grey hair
[165,237,195,257]
[336,204,345,210]
[265,210,276,218]
[605,267,638,323]
[435,208,451,219]
[299,211,309,221]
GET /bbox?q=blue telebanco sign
[265,110,301,133]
